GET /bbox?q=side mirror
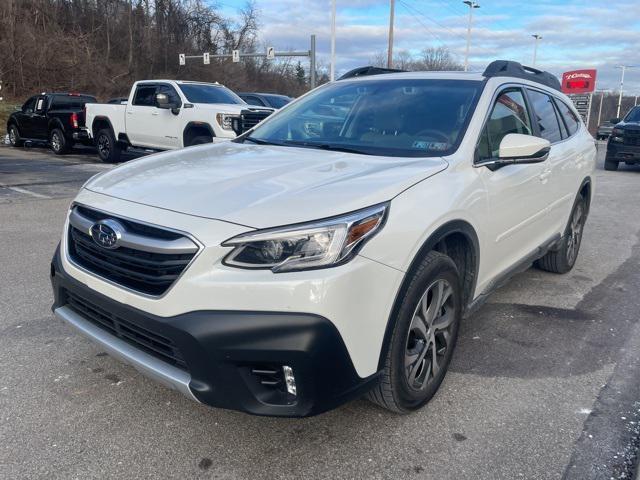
[14,105,22,112]
[155,93,180,111]
[610,117,621,124]
[498,133,551,163]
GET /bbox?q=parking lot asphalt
[1,143,639,480]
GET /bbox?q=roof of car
[239,92,291,97]
[136,80,226,87]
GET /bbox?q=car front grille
[623,130,640,146]
[67,206,198,296]
[239,109,273,133]
[65,289,187,370]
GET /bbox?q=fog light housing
[283,365,297,396]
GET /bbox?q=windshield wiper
[242,136,283,146]
[282,140,373,155]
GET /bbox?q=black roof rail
[483,60,561,91]
[337,66,407,81]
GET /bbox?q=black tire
[187,135,213,146]
[536,194,587,274]
[604,156,619,171]
[95,128,121,163]
[8,125,24,147]
[49,128,70,155]
[367,251,462,413]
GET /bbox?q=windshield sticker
[413,141,449,151]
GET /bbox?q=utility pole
[616,65,636,118]
[463,1,480,72]
[597,90,605,127]
[531,34,542,68]
[330,0,336,81]
[387,0,395,68]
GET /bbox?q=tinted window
[624,107,640,123]
[50,95,96,110]
[35,97,46,112]
[22,97,37,113]
[528,89,563,143]
[243,95,266,106]
[263,94,292,108]
[157,84,181,105]
[556,100,580,136]
[133,85,158,106]
[477,89,532,160]
[178,84,243,104]
[247,79,483,158]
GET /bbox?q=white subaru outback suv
[51,61,596,417]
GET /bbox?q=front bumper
[606,142,640,162]
[51,247,379,417]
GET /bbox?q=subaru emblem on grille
[89,219,124,249]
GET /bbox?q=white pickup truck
[84,80,273,162]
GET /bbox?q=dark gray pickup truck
[605,106,640,171]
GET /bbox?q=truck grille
[238,109,273,133]
[65,289,187,370]
[67,206,198,296]
[623,129,640,146]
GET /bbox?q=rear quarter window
[527,89,563,143]
[555,100,581,136]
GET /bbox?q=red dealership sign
[561,69,597,94]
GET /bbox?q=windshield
[245,78,483,157]
[624,107,640,123]
[264,94,292,108]
[178,83,244,105]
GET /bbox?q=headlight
[216,113,238,130]
[222,203,389,272]
[611,128,625,142]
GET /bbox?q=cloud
[221,0,640,92]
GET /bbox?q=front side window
[527,89,563,143]
[178,84,243,104]
[477,89,532,161]
[246,79,483,157]
[157,85,181,106]
[35,97,46,112]
[133,85,158,106]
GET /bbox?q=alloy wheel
[9,128,17,145]
[51,132,61,152]
[97,134,110,158]
[566,202,584,265]
[405,279,455,391]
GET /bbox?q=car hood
[86,142,448,228]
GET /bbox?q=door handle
[151,112,159,116]
[127,111,133,115]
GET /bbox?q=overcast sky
[218,0,640,94]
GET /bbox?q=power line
[397,0,447,46]
[398,0,467,43]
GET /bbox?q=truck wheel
[96,128,121,163]
[8,125,24,147]
[50,128,70,155]
[187,135,213,146]
[536,193,587,274]
[604,156,619,171]
[367,251,461,413]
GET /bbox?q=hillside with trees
[0,0,311,100]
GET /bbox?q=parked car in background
[84,80,273,162]
[596,120,615,140]
[6,93,96,154]
[238,92,293,109]
[605,106,640,170]
[51,61,595,417]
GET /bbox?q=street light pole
[616,65,636,118]
[330,0,336,81]
[463,1,480,72]
[531,34,542,67]
[387,0,395,68]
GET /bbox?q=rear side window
[133,85,158,106]
[527,89,563,143]
[50,95,96,110]
[477,89,532,160]
[556,100,580,136]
